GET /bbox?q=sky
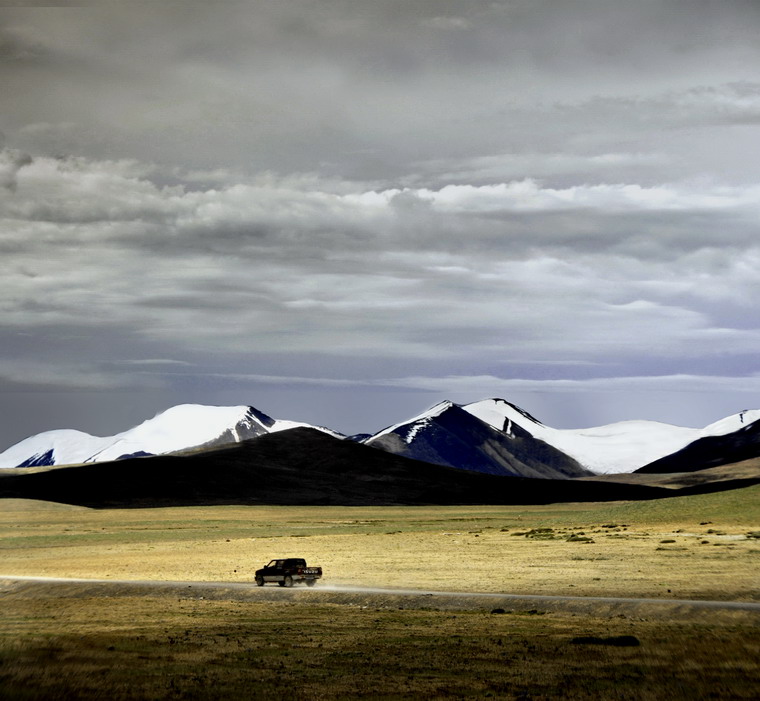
[2,0,760,447]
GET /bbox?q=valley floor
[0,487,758,600]
[0,487,758,698]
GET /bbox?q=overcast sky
[2,0,760,447]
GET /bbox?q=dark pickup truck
[254,558,322,587]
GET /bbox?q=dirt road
[2,575,758,621]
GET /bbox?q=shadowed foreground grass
[0,595,758,700]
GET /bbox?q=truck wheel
[306,580,316,587]
[283,575,294,588]
[255,577,264,587]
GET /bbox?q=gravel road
[2,575,758,621]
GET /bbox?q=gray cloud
[4,2,760,181]
[0,147,31,190]
[3,152,759,368]
[1,1,760,446]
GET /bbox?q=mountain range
[1,397,759,480]
[0,427,748,509]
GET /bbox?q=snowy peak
[701,409,760,437]
[89,404,273,462]
[463,398,545,434]
[462,399,760,474]
[0,403,341,468]
[369,400,456,445]
[0,429,109,470]
[365,400,589,479]
[464,398,700,474]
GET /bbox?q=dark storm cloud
[0,24,45,61]
[3,1,760,180]
[0,147,31,190]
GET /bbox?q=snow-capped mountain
[0,404,342,468]
[2,396,759,476]
[636,411,760,474]
[363,400,590,479]
[462,398,760,474]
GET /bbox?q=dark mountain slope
[637,418,760,474]
[0,428,670,508]
[366,402,589,479]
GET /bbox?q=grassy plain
[1,487,759,699]
[1,486,759,599]
[1,594,758,700]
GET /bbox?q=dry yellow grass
[1,490,758,600]
[1,491,758,699]
[1,594,758,700]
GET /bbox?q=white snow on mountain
[463,399,760,474]
[3,396,759,474]
[0,404,341,468]
[0,430,114,470]
[368,400,454,445]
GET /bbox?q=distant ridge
[0,428,677,508]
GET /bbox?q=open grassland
[0,594,758,700]
[1,488,758,699]
[1,486,759,600]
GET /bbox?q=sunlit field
[1,488,758,699]
[1,486,758,600]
